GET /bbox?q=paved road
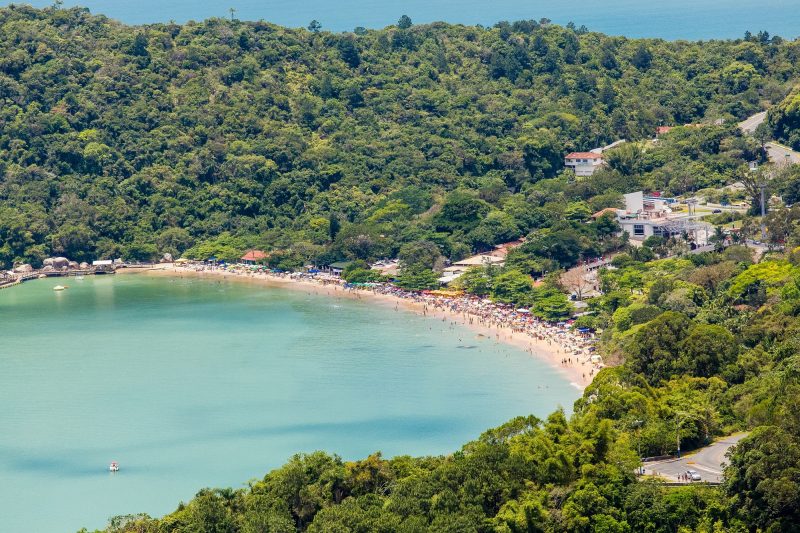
[738,111,800,164]
[738,111,767,134]
[644,433,749,484]
[766,141,800,165]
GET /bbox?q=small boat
[74,275,84,280]
[53,285,67,291]
[109,461,119,472]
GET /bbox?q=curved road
[644,433,749,484]
[738,110,800,165]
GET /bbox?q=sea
[5,0,800,40]
[0,275,578,532]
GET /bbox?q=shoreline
[136,265,599,390]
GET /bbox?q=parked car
[712,209,722,213]
[687,470,701,481]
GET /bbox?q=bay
[0,275,577,532]
[5,0,800,40]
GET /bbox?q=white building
[565,152,604,177]
[616,191,710,245]
[438,254,506,285]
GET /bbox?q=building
[240,250,268,264]
[564,152,604,177]
[325,261,353,277]
[655,126,674,137]
[616,191,711,245]
[438,253,506,285]
[370,259,400,279]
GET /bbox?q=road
[644,433,749,484]
[766,141,800,165]
[738,111,767,134]
[738,110,800,165]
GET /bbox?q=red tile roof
[565,152,603,159]
[656,126,673,135]
[241,250,268,261]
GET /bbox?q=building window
[653,226,663,236]
[633,224,645,236]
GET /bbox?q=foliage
[0,6,791,268]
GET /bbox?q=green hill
[0,5,796,268]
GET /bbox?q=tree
[398,241,443,271]
[678,324,738,377]
[491,269,534,304]
[724,426,800,531]
[395,265,440,291]
[631,44,652,70]
[529,286,572,321]
[560,266,592,300]
[337,37,361,68]
[626,311,692,384]
[520,129,562,182]
[308,20,321,32]
[397,15,412,29]
[433,191,491,234]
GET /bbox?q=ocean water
[6,0,800,40]
[0,275,578,532]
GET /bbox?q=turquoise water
[0,275,577,532]
[6,0,800,39]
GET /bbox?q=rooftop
[241,250,268,261]
[566,152,604,160]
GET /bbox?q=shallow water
[0,275,578,531]
[8,0,800,40]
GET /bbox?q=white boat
[53,285,67,291]
[74,275,84,280]
[109,461,119,472]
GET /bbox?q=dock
[0,267,115,290]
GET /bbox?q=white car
[686,470,701,481]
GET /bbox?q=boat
[109,461,119,472]
[74,275,84,280]
[53,285,67,291]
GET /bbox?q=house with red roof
[564,152,604,177]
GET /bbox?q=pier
[0,267,115,290]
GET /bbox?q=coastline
[135,265,598,390]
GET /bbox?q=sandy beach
[135,265,599,390]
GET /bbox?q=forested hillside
[0,5,798,268]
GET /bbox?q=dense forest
[2,6,800,532]
[1,5,799,273]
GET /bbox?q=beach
[137,264,601,389]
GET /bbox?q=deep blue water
[0,276,578,531]
[5,0,800,40]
